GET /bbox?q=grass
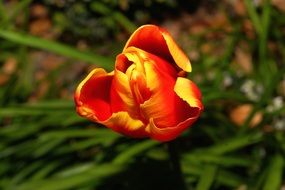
[0,1,284,190]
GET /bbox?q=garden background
[0,0,284,189]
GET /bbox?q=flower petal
[138,52,202,137]
[140,53,193,127]
[102,112,147,138]
[111,52,149,122]
[174,77,203,110]
[75,68,113,121]
[124,24,191,72]
[110,60,137,117]
[146,117,199,142]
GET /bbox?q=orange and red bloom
[75,25,203,142]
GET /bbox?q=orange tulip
[75,25,203,142]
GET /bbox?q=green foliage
[0,29,113,70]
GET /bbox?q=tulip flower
[75,24,203,142]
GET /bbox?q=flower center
[126,64,151,105]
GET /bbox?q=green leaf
[91,2,136,33]
[30,162,62,180]
[196,164,217,190]
[194,132,263,155]
[39,129,120,140]
[216,169,244,187]
[0,29,113,71]
[2,0,33,25]
[113,12,136,33]
[16,164,125,190]
[112,140,159,164]
[22,100,74,109]
[9,162,43,185]
[33,138,65,157]
[263,154,284,190]
[244,0,262,35]
[0,107,73,116]
[183,154,252,167]
[182,162,244,187]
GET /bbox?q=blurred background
[0,0,284,189]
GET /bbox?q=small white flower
[273,117,285,131]
[266,96,284,113]
[223,72,233,88]
[240,80,263,101]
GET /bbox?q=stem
[167,140,187,190]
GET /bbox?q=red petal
[145,77,204,142]
[102,112,148,138]
[75,68,113,121]
[111,48,154,124]
[146,116,200,142]
[110,53,143,120]
[124,25,191,72]
[174,77,203,110]
[140,51,194,128]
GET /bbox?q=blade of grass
[33,138,65,157]
[61,116,87,127]
[113,140,159,164]
[10,162,43,185]
[16,46,34,97]
[0,140,41,159]
[196,164,217,190]
[216,169,244,187]
[0,107,73,116]
[258,0,272,94]
[39,129,120,140]
[30,162,62,180]
[263,154,284,190]
[252,164,269,190]
[244,0,262,36]
[220,26,240,68]
[113,12,136,33]
[182,163,244,187]
[0,123,45,141]
[53,137,115,155]
[202,90,247,105]
[55,163,95,177]
[5,0,33,24]
[245,0,273,94]
[183,154,253,167]
[146,148,168,160]
[91,2,136,33]
[17,163,125,190]
[259,0,271,63]
[0,0,8,23]
[194,132,263,155]
[0,161,9,176]
[22,100,74,109]
[0,29,113,70]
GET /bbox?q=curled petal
[140,53,179,127]
[111,54,145,120]
[146,116,200,142]
[102,112,147,138]
[124,25,191,72]
[129,69,151,105]
[111,56,135,112]
[174,77,203,110]
[117,48,151,104]
[75,68,113,121]
[140,52,199,127]
[142,67,203,142]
